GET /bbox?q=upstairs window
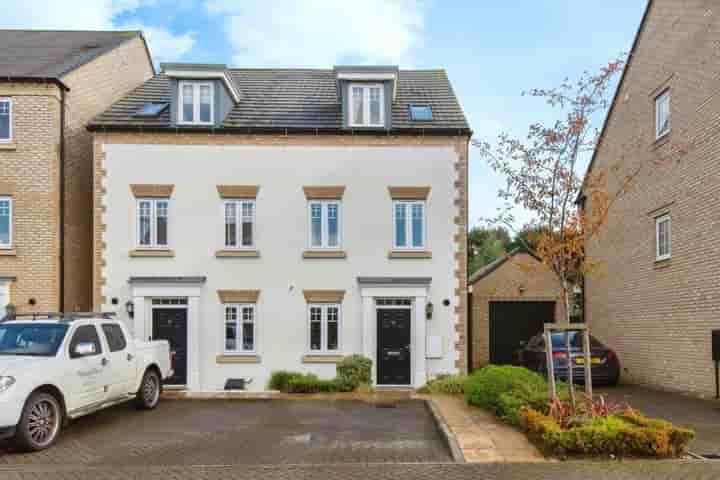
[393,200,425,250]
[137,198,169,248]
[349,84,384,127]
[655,90,670,139]
[0,99,11,142]
[0,197,11,248]
[655,214,671,261]
[308,201,341,249]
[224,199,255,249]
[178,81,213,125]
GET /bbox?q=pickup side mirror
[519,341,528,348]
[74,342,97,357]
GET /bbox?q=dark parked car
[514,331,620,386]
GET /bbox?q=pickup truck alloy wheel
[17,393,62,451]
[136,369,160,409]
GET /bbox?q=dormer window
[178,81,213,125]
[349,84,384,127]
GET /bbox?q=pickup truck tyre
[15,392,63,452]
[135,369,161,410]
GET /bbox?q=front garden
[421,365,694,458]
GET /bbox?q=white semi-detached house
[89,63,471,392]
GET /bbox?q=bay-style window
[0,98,11,142]
[0,197,11,248]
[178,81,213,125]
[225,304,256,353]
[137,198,169,248]
[224,200,255,248]
[393,200,425,249]
[655,214,671,261]
[349,84,384,127]
[308,201,341,249]
[308,304,340,352]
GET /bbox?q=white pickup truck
[0,313,172,451]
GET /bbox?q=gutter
[0,77,69,91]
[86,124,473,136]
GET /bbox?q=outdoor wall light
[28,298,36,306]
[518,285,527,295]
[125,300,135,319]
[425,301,434,320]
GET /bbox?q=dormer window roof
[334,65,398,100]
[161,63,241,103]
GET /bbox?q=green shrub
[521,407,694,457]
[422,374,467,394]
[268,371,304,392]
[287,375,339,393]
[335,355,372,392]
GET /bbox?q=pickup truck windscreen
[0,323,69,356]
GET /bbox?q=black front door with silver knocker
[377,308,411,385]
[152,308,188,385]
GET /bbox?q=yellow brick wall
[469,253,563,369]
[0,83,62,312]
[584,0,720,397]
[61,36,154,310]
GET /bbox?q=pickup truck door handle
[127,353,134,362]
[101,357,109,367]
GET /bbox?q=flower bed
[463,365,694,458]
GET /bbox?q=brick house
[89,63,470,391]
[0,30,154,315]
[580,0,720,396]
[468,249,563,370]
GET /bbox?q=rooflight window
[134,103,168,117]
[409,105,433,122]
[178,81,214,125]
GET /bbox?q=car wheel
[135,369,161,410]
[15,392,63,452]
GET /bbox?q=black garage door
[489,301,555,365]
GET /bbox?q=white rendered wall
[101,143,460,391]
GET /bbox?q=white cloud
[0,0,194,63]
[205,0,427,67]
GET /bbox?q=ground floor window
[225,304,256,353]
[308,304,340,352]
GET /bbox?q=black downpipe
[58,88,66,312]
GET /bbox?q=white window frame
[348,83,385,128]
[223,199,256,249]
[0,98,11,143]
[307,200,342,249]
[224,303,257,355]
[0,196,12,249]
[655,90,670,139]
[178,81,214,126]
[655,214,671,261]
[136,198,170,249]
[307,304,341,354]
[392,200,426,250]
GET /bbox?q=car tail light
[552,352,567,359]
[606,350,616,360]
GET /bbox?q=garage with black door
[467,249,563,370]
[489,301,555,365]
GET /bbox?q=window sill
[652,131,671,149]
[0,248,17,256]
[654,258,672,269]
[129,248,175,258]
[215,249,260,258]
[301,354,344,364]
[388,250,432,259]
[216,354,261,364]
[0,143,16,150]
[303,250,347,259]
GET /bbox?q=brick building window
[655,90,670,139]
[0,99,11,142]
[0,197,11,248]
[655,214,671,261]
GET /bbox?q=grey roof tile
[0,30,142,79]
[91,68,470,132]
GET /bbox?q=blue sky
[4,1,647,227]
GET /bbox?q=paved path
[599,385,720,457]
[424,394,544,462]
[0,462,718,479]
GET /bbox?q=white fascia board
[337,72,398,100]
[164,70,241,103]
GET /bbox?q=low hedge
[335,355,372,392]
[521,407,694,457]
[287,376,339,393]
[464,365,567,425]
[418,374,467,394]
[268,355,372,393]
[268,370,304,392]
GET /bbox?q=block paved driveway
[0,399,452,466]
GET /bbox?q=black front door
[152,308,188,385]
[377,308,411,385]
